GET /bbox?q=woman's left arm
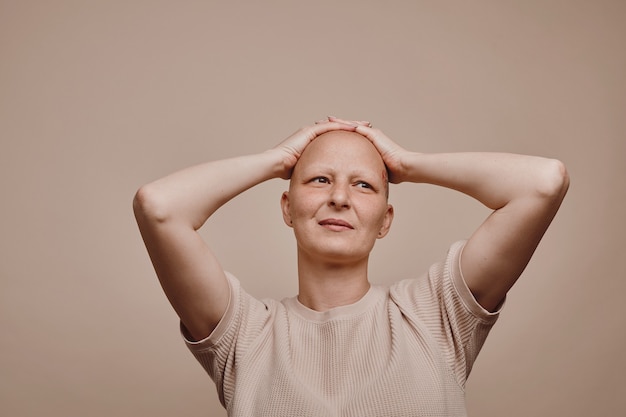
[354,123,570,312]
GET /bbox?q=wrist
[393,151,425,184]
[262,148,295,180]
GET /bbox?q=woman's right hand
[271,119,359,179]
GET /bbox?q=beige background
[1,1,624,416]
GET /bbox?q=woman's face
[281,131,394,264]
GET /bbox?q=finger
[306,121,358,139]
[353,123,375,136]
[353,124,386,146]
[327,115,371,127]
[314,118,358,127]
[327,116,357,126]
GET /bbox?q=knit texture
[183,241,501,416]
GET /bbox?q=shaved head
[292,130,389,198]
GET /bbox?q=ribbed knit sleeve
[389,240,501,387]
[182,271,273,408]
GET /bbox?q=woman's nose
[329,183,350,208]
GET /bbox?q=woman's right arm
[132,122,356,341]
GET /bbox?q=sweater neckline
[283,284,385,322]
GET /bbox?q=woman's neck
[296,252,371,311]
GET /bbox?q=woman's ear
[377,204,394,238]
[280,191,293,227]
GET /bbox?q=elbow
[538,158,570,201]
[133,184,172,224]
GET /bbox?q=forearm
[134,149,285,230]
[349,122,569,310]
[398,152,569,209]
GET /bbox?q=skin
[280,131,394,310]
[133,121,362,340]
[133,117,569,341]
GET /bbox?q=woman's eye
[311,177,329,184]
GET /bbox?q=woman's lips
[319,218,354,231]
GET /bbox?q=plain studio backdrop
[1,1,624,416]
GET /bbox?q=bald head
[291,130,389,198]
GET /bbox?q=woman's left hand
[326,116,412,184]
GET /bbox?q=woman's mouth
[318,218,354,231]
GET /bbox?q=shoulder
[390,240,500,322]
[183,272,280,350]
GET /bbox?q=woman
[133,116,569,416]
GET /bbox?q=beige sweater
[184,241,501,416]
